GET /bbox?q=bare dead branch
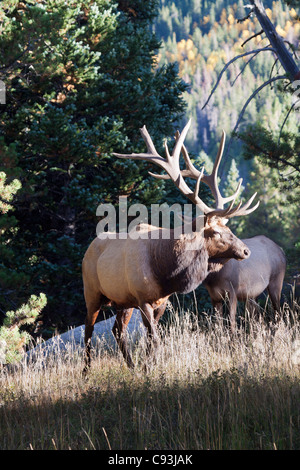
[249,0,300,79]
[241,29,264,48]
[283,40,299,61]
[237,8,255,23]
[231,51,260,86]
[221,75,287,169]
[202,47,276,110]
[269,57,281,81]
[278,98,300,143]
[234,75,287,132]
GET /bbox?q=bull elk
[82,119,259,371]
[204,235,286,329]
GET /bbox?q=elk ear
[223,218,229,225]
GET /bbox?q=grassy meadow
[1,299,300,450]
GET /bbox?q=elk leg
[83,297,103,373]
[245,298,256,318]
[112,308,134,369]
[154,301,167,325]
[228,292,237,333]
[267,280,282,313]
[140,303,159,356]
[212,300,223,317]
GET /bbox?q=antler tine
[205,198,241,219]
[147,119,192,168]
[113,121,259,219]
[140,125,160,155]
[178,130,242,209]
[113,125,167,170]
[172,118,192,165]
[152,130,242,209]
[204,131,244,208]
[168,129,259,219]
[147,129,202,181]
[201,130,226,208]
[113,120,214,215]
[226,192,260,218]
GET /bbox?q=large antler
[113,120,259,218]
[149,128,259,218]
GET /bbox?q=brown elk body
[82,120,259,370]
[204,235,286,329]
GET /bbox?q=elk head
[113,119,259,263]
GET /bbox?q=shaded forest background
[0,0,299,344]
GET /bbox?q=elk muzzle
[232,240,251,260]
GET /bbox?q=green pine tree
[0,0,187,332]
[0,159,28,314]
[0,293,46,364]
[0,168,46,363]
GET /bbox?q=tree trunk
[249,0,300,79]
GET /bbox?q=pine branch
[0,195,18,210]
[0,41,32,75]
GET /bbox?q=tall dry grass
[1,300,300,450]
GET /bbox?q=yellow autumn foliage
[294,22,300,35]
[276,24,286,38]
[290,8,297,18]
[187,49,195,62]
[186,38,194,51]
[176,38,199,66]
[284,20,292,33]
[228,13,235,25]
[177,39,186,52]
[242,29,250,40]
[266,8,273,20]
[156,4,299,78]
[207,50,227,71]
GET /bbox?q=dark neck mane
[149,230,208,296]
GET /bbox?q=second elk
[204,235,286,330]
